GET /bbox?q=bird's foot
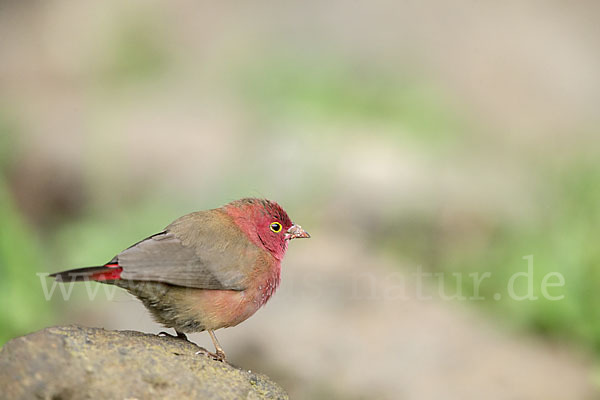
[158,331,189,341]
[195,347,227,362]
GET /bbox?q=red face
[253,204,293,259]
[224,198,309,260]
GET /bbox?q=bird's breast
[175,259,282,331]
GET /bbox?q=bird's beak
[286,224,311,240]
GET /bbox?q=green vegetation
[379,160,600,352]
[0,180,53,344]
[0,113,52,344]
[236,56,468,147]
[95,14,169,86]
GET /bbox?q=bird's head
[224,198,310,260]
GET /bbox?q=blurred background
[1,0,599,398]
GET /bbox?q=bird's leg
[195,330,227,362]
[175,330,188,340]
[208,330,227,361]
[158,330,188,341]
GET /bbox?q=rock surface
[0,325,288,400]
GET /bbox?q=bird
[50,198,310,361]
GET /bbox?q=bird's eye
[269,222,282,233]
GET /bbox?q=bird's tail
[50,264,122,282]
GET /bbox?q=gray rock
[0,325,288,400]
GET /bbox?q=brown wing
[116,210,263,290]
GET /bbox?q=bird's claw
[195,347,227,362]
[158,331,188,341]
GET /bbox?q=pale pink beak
[286,224,310,240]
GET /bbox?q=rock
[0,325,288,400]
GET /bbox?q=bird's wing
[116,211,262,290]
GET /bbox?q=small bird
[51,198,309,361]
